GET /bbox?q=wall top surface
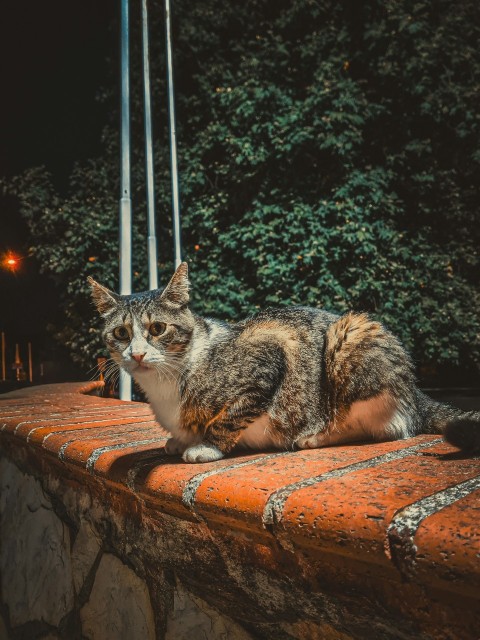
[1,381,479,600]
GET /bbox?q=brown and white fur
[89,263,480,463]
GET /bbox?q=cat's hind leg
[296,430,341,449]
[295,393,399,449]
[296,313,415,449]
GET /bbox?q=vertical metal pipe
[119,0,132,401]
[142,0,159,290]
[28,342,33,383]
[14,343,21,382]
[165,0,182,269]
[1,332,5,381]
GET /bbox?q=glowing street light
[1,252,22,272]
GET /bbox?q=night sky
[1,0,117,378]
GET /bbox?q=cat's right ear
[159,262,190,307]
[87,277,120,315]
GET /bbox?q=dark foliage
[4,0,480,374]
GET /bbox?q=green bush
[5,0,480,376]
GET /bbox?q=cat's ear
[87,277,120,315]
[160,262,190,306]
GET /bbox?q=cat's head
[88,262,194,380]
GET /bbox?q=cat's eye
[113,326,130,341]
[149,321,167,337]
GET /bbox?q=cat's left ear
[87,277,120,315]
[160,262,190,306]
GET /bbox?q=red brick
[27,412,154,443]
[1,381,479,618]
[397,487,480,595]
[279,444,480,562]
[188,438,440,534]
[56,423,165,466]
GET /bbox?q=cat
[88,263,480,463]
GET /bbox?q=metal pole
[165,0,182,269]
[28,342,33,383]
[119,0,132,401]
[142,0,159,290]
[14,344,22,382]
[1,332,5,381]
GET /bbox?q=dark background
[1,1,479,396]
[1,0,116,383]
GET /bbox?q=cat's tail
[417,390,480,452]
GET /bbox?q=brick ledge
[1,382,479,638]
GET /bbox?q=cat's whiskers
[86,363,101,380]
[159,354,184,372]
[163,359,184,376]
[157,355,187,386]
[86,358,119,392]
[86,361,106,382]
[154,367,176,387]
[156,361,180,386]
[112,371,120,389]
[102,360,121,390]
[105,361,119,376]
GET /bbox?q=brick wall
[0,382,479,639]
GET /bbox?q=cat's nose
[131,353,146,363]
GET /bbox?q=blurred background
[1,0,479,400]
[1,0,116,388]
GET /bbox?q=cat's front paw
[165,437,187,455]
[182,443,224,463]
[295,432,328,449]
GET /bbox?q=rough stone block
[72,520,102,594]
[165,581,253,640]
[80,553,155,640]
[0,457,74,628]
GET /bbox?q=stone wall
[0,456,252,640]
[1,383,479,640]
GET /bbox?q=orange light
[2,252,22,272]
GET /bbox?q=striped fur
[89,264,480,462]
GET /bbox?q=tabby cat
[89,263,479,463]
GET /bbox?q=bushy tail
[417,391,480,453]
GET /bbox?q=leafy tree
[5,0,480,380]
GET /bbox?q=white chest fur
[134,373,181,436]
